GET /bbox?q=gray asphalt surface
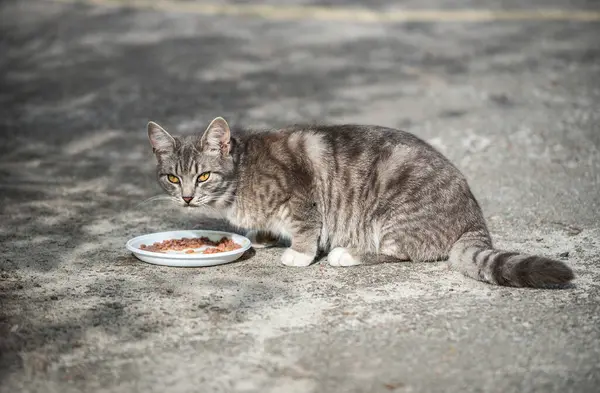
[1,1,599,392]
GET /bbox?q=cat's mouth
[182,201,204,208]
[180,196,199,207]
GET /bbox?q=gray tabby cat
[147,117,574,288]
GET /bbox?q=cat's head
[147,117,237,209]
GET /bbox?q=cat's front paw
[280,248,314,267]
[328,247,361,267]
[246,230,278,249]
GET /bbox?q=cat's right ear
[147,121,175,153]
[200,117,231,156]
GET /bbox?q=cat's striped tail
[449,230,574,288]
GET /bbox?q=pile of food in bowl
[140,236,242,254]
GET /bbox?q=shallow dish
[126,230,252,267]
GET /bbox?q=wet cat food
[140,236,241,254]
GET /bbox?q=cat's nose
[182,196,193,204]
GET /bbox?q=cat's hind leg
[327,247,361,267]
[327,247,410,267]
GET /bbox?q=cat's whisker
[133,195,179,209]
[137,195,165,203]
[195,201,225,218]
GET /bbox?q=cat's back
[243,123,430,145]
[239,123,458,180]
[276,123,452,169]
[280,123,425,144]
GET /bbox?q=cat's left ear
[147,121,176,153]
[200,117,231,156]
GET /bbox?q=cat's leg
[280,224,320,267]
[327,233,411,267]
[327,247,362,266]
[327,247,410,267]
[245,229,279,249]
[327,225,413,267]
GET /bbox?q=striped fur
[147,118,574,288]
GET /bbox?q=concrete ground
[1,0,599,392]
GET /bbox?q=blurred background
[1,1,599,392]
[1,0,599,225]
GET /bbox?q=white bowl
[126,230,252,267]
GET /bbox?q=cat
[146,116,574,288]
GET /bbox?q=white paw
[246,230,277,249]
[280,248,314,267]
[327,247,361,267]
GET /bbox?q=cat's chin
[190,206,228,219]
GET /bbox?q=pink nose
[182,196,193,204]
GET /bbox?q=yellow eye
[167,175,180,184]
[198,172,210,182]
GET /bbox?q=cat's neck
[221,135,245,226]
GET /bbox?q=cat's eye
[167,174,180,184]
[197,172,210,182]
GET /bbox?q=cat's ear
[147,121,175,153]
[200,117,231,156]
